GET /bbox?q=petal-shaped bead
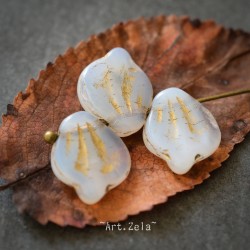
[77,47,153,137]
[143,88,221,175]
[51,111,131,204]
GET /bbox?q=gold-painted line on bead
[66,132,71,154]
[86,122,114,174]
[95,69,111,89]
[157,107,163,122]
[136,95,142,109]
[75,124,88,176]
[128,67,137,72]
[176,97,195,133]
[95,68,122,115]
[101,164,114,174]
[168,100,178,137]
[121,71,134,113]
[109,97,122,114]
[86,122,106,160]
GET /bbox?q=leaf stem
[197,89,250,103]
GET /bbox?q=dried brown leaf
[0,16,250,228]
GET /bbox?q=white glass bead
[77,47,153,137]
[143,88,221,175]
[51,111,131,204]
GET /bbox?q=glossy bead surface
[51,111,131,204]
[77,47,153,137]
[143,88,221,175]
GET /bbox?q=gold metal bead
[44,131,58,144]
